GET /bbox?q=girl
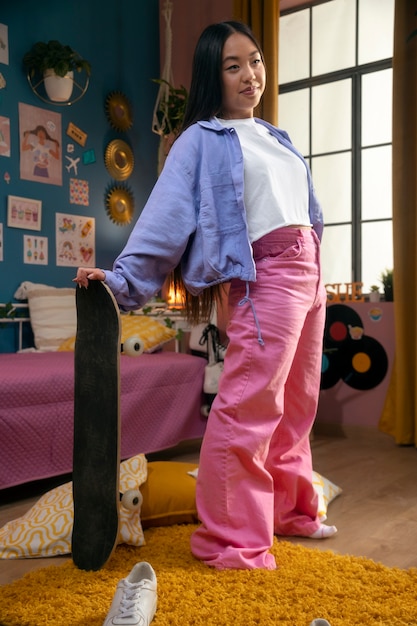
[75,21,336,571]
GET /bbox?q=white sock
[309,524,338,539]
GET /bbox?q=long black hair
[181,21,264,131]
[171,22,264,323]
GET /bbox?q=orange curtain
[233,0,279,125]
[379,0,417,445]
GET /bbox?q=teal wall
[0,0,160,350]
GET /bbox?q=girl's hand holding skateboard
[73,267,105,288]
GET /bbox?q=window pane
[362,146,392,220]
[278,89,310,156]
[362,69,392,146]
[359,0,394,64]
[321,224,352,286]
[312,153,352,223]
[312,0,356,75]
[279,10,310,84]
[361,221,393,293]
[312,79,351,153]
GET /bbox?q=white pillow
[28,287,77,351]
[14,281,52,300]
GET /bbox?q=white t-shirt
[217,117,310,242]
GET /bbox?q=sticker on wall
[65,155,80,175]
[0,116,10,157]
[23,235,48,265]
[83,149,96,165]
[368,306,383,322]
[69,178,89,206]
[0,24,9,65]
[19,103,62,187]
[66,122,87,147]
[56,212,95,267]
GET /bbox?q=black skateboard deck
[72,280,121,571]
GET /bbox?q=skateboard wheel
[123,336,144,356]
[121,489,143,511]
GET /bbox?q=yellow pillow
[58,314,177,353]
[120,315,177,353]
[140,461,199,528]
[138,463,342,529]
[0,454,148,559]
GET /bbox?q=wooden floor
[1,428,417,586]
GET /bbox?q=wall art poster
[19,102,62,186]
[7,195,42,231]
[56,212,95,267]
[0,116,10,157]
[23,235,48,265]
[0,24,9,65]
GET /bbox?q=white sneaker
[103,561,157,626]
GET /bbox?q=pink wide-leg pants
[190,227,327,570]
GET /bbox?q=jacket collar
[198,116,278,133]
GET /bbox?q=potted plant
[381,269,394,301]
[369,285,380,303]
[23,40,91,103]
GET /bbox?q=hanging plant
[152,79,188,137]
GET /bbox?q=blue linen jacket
[103,117,323,310]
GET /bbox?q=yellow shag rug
[1,524,416,626]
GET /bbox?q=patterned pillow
[313,471,342,520]
[120,314,177,353]
[58,314,177,353]
[0,454,147,559]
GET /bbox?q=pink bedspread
[0,351,207,490]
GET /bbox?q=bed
[0,283,208,491]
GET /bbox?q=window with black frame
[278,0,394,293]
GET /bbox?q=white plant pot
[43,69,74,102]
[369,292,380,302]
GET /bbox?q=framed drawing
[7,195,42,231]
